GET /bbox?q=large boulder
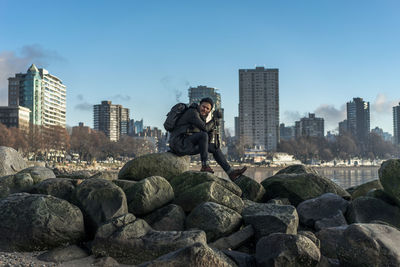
[210,225,254,250]
[118,152,190,181]
[297,193,349,229]
[316,226,348,259]
[346,196,400,228]
[0,193,85,251]
[90,171,118,181]
[261,173,350,206]
[92,213,206,265]
[74,178,128,237]
[137,242,238,267]
[30,178,76,202]
[346,179,383,199]
[143,204,186,231]
[37,245,89,263]
[185,202,242,242]
[337,223,400,266]
[379,159,400,206]
[276,164,319,175]
[0,146,27,177]
[0,173,34,198]
[256,233,320,267]
[114,176,173,215]
[242,201,298,241]
[17,166,56,184]
[170,171,243,213]
[234,175,265,202]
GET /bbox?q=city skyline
[1,1,400,134]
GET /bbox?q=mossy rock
[347,179,383,199]
[261,173,350,206]
[234,175,265,202]
[170,171,242,197]
[379,159,400,206]
[118,153,190,181]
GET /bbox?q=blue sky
[1,0,399,134]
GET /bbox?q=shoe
[229,167,247,181]
[200,165,214,173]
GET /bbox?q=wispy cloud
[0,44,65,105]
[111,94,131,102]
[160,75,189,102]
[314,104,346,131]
[282,110,303,125]
[372,93,399,114]
[74,102,92,111]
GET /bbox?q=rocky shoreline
[1,146,400,266]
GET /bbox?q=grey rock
[297,193,348,228]
[261,173,350,206]
[75,178,128,237]
[255,233,320,267]
[266,198,291,205]
[234,175,265,202]
[346,196,400,229]
[37,245,89,263]
[91,171,118,181]
[17,166,56,184]
[209,225,254,250]
[143,204,185,231]
[316,226,348,259]
[0,146,27,177]
[0,193,85,251]
[92,215,206,265]
[242,201,298,241]
[30,178,76,202]
[347,179,382,199]
[366,189,397,205]
[276,164,319,175]
[0,173,34,198]
[186,202,242,242]
[337,223,400,267]
[116,176,174,215]
[137,242,237,267]
[93,256,120,267]
[315,211,348,231]
[298,231,320,249]
[171,171,243,213]
[379,159,400,206]
[223,250,256,267]
[118,152,190,181]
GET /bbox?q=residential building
[346,97,370,143]
[239,67,279,151]
[295,113,324,138]
[8,64,66,128]
[338,119,348,135]
[72,122,92,135]
[393,103,400,145]
[188,85,225,141]
[234,116,239,140]
[134,119,144,134]
[93,101,130,141]
[280,123,295,141]
[0,106,30,131]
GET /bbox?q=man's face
[199,102,212,117]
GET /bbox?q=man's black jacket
[169,103,217,155]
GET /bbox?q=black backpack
[164,103,188,132]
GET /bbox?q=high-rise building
[295,113,324,138]
[239,67,279,151]
[134,119,144,134]
[338,119,348,135]
[93,101,130,141]
[8,64,67,128]
[234,116,240,139]
[280,123,295,141]
[0,106,31,131]
[188,85,225,141]
[346,97,370,143]
[394,103,400,145]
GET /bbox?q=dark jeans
[184,132,231,172]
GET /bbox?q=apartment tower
[93,101,129,141]
[394,103,400,145]
[346,97,370,143]
[239,67,279,151]
[8,64,67,127]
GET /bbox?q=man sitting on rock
[169,97,247,181]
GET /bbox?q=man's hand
[212,109,222,119]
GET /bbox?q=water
[192,165,380,189]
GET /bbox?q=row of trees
[0,123,156,162]
[278,132,399,163]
